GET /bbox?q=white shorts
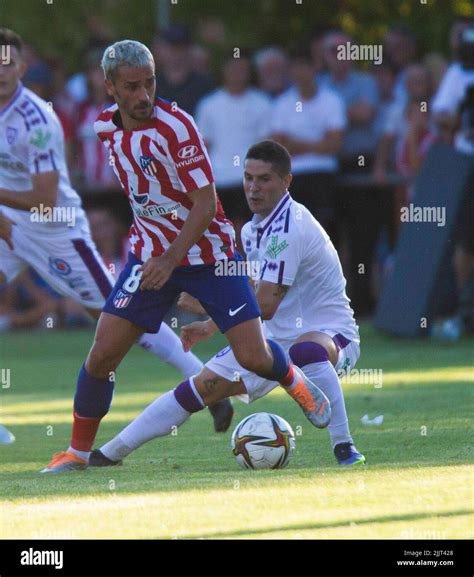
[0,220,114,310]
[205,330,361,404]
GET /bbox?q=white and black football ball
[231,412,295,469]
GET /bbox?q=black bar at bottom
[0,539,471,577]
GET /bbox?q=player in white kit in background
[92,140,365,467]
[0,28,232,434]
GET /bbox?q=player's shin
[99,378,204,462]
[289,342,352,446]
[69,364,115,459]
[265,338,297,385]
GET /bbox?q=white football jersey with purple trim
[241,192,359,344]
[0,82,86,231]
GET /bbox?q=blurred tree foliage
[1,0,472,74]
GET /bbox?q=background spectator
[373,63,433,183]
[0,269,58,331]
[65,38,112,107]
[153,24,213,115]
[270,45,345,238]
[254,46,291,99]
[196,50,271,247]
[396,99,438,197]
[87,207,128,276]
[383,25,418,107]
[73,49,116,191]
[372,62,397,143]
[320,30,379,173]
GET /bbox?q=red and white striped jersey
[94,97,235,265]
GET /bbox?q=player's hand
[139,254,177,291]
[180,320,215,352]
[0,213,16,250]
[177,292,207,315]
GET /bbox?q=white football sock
[303,361,353,448]
[100,390,191,461]
[138,323,203,377]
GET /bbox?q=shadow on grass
[175,509,473,539]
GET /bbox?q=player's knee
[234,350,267,375]
[86,343,121,378]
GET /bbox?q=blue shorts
[103,252,261,334]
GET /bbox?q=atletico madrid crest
[113,289,132,309]
[140,155,158,177]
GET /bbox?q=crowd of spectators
[2,16,473,331]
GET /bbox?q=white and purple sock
[100,377,205,462]
[289,341,353,448]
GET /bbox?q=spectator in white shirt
[432,19,474,151]
[269,45,345,237]
[196,51,272,247]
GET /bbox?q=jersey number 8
[123,264,142,293]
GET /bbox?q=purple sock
[173,378,205,413]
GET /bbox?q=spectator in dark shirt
[383,25,418,107]
[153,24,213,115]
[320,31,379,172]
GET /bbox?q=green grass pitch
[0,324,472,539]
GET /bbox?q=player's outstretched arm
[140,183,217,291]
[177,292,207,315]
[180,320,218,352]
[255,280,290,320]
[0,171,58,211]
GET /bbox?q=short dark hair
[0,28,23,54]
[245,140,291,177]
[288,43,313,63]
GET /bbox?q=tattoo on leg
[203,377,220,396]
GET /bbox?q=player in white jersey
[0,28,232,436]
[90,140,365,467]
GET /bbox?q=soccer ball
[231,412,295,470]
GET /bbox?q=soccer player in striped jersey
[0,28,231,440]
[91,141,365,467]
[41,41,330,473]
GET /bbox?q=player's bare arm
[0,212,16,249]
[0,171,59,211]
[177,291,208,315]
[256,280,290,320]
[139,183,217,290]
[180,280,290,351]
